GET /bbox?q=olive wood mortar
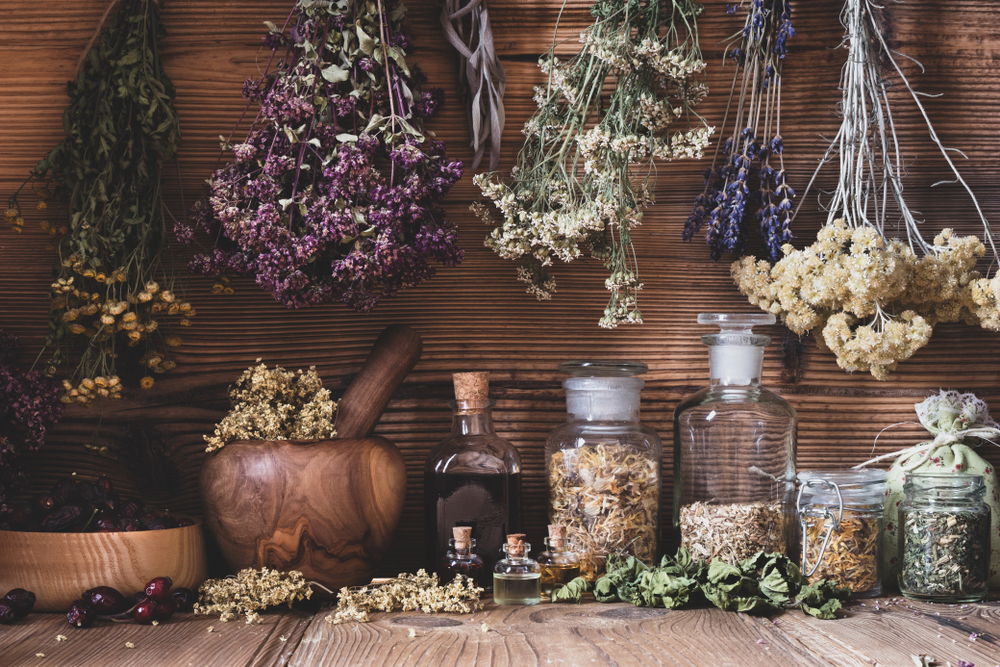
[200,325,421,594]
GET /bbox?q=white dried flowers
[328,570,483,624]
[193,567,313,623]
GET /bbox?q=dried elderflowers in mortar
[194,568,313,623]
[204,361,336,452]
[328,570,482,623]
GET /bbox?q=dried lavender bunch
[0,332,63,512]
[194,568,313,624]
[473,0,713,328]
[204,361,336,453]
[684,0,795,261]
[441,0,506,171]
[733,0,999,379]
[178,0,464,313]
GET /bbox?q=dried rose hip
[82,586,126,615]
[66,599,96,628]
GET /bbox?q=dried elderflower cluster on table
[549,443,659,580]
[679,501,787,565]
[204,361,337,452]
[194,568,313,624]
[328,571,483,624]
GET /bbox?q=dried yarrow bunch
[194,568,313,624]
[472,0,713,328]
[204,361,336,453]
[7,0,191,400]
[328,570,483,624]
[684,0,796,260]
[732,0,999,379]
[178,0,464,313]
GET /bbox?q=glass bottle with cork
[673,313,797,564]
[438,525,485,588]
[536,524,581,597]
[493,533,541,605]
[425,372,522,580]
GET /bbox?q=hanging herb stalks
[441,0,505,171]
[472,0,713,328]
[732,0,1000,379]
[683,0,796,261]
[177,0,464,313]
[7,0,190,402]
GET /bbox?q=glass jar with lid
[546,360,662,581]
[797,469,886,596]
[673,313,796,564]
[898,473,990,602]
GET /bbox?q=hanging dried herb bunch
[178,0,464,313]
[472,0,713,328]
[732,0,1000,379]
[684,0,796,261]
[7,0,190,401]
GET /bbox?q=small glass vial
[438,526,485,588]
[674,313,796,563]
[537,524,581,597]
[797,469,886,597]
[899,473,990,603]
[493,533,541,605]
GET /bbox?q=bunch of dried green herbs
[899,507,989,599]
[560,549,850,619]
[549,442,659,580]
[327,570,483,623]
[472,0,713,328]
[7,0,191,402]
[679,500,786,564]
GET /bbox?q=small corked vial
[506,533,527,558]
[453,525,472,551]
[538,524,580,596]
[453,372,490,415]
[547,524,567,549]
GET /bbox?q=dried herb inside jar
[679,501,787,564]
[549,443,659,580]
[900,509,989,597]
[802,512,880,593]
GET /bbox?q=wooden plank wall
[2,0,1000,577]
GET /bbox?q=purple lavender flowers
[178,0,464,312]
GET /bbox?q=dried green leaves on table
[594,550,851,619]
[550,576,590,603]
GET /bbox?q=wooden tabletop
[3,596,1000,666]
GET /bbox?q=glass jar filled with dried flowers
[797,469,886,597]
[674,314,796,564]
[546,361,662,581]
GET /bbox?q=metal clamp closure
[796,478,844,577]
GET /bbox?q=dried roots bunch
[194,568,313,624]
[178,0,464,313]
[328,570,483,623]
[204,361,336,452]
[473,0,713,328]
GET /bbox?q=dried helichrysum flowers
[8,0,189,400]
[473,0,712,328]
[204,362,336,452]
[0,331,63,511]
[193,568,313,623]
[177,0,463,313]
[328,570,482,624]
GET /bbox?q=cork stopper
[452,526,472,550]
[453,372,490,415]
[506,533,526,558]
[548,524,567,549]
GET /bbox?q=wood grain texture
[0,523,207,613]
[1,0,1000,580]
[200,437,407,593]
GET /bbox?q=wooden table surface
[3,596,1000,667]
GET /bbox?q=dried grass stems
[680,500,787,564]
[441,0,505,171]
[328,570,483,623]
[802,511,880,593]
[549,443,659,580]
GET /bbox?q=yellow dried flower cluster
[327,570,483,624]
[204,361,337,452]
[60,375,122,406]
[732,219,991,379]
[193,568,313,624]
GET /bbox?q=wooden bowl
[200,437,407,596]
[0,522,207,612]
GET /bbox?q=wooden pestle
[334,324,423,439]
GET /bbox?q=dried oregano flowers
[194,568,313,624]
[473,0,713,328]
[8,0,191,401]
[327,570,483,623]
[204,361,337,452]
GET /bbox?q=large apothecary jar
[673,314,797,564]
[546,360,662,581]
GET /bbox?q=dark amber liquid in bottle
[438,552,485,588]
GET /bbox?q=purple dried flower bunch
[0,332,63,511]
[684,0,795,261]
[178,0,464,312]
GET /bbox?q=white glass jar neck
[707,344,764,386]
[564,377,643,421]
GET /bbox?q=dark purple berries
[82,586,126,615]
[153,598,176,622]
[133,600,158,625]
[144,576,172,602]
[4,588,36,619]
[0,601,16,624]
[66,599,96,628]
[171,587,196,612]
